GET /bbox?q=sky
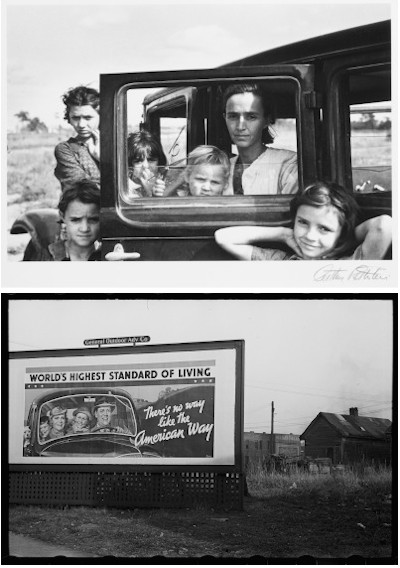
[8,298,393,435]
[5,0,392,131]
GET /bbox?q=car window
[121,78,300,204]
[38,394,137,443]
[350,102,391,193]
[344,65,391,193]
[159,116,187,165]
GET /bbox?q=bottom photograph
[5,295,395,562]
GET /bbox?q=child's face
[62,200,100,250]
[74,412,89,428]
[187,164,227,197]
[294,204,342,259]
[130,157,159,184]
[40,422,50,438]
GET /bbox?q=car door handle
[105,243,141,261]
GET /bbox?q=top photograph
[4,1,395,288]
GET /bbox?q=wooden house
[300,408,391,465]
[244,432,302,468]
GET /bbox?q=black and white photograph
[3,0,397,562]
[3,0,396,288]
[5,296,395,561]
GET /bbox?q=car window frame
[100,65,318,233]
[37,393,138,444]
[322,48,391,190]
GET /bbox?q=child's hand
[284,229,303,257]
[85,128,100,162]
[138,168,155,196]
[128,178,137,192]
[152,178,166,197]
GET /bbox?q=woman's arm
[54,143,87,191]
[54,142,100,191]
[215,226,299,260]
[354,215,392,260]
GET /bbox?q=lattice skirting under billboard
[9,471,244,509]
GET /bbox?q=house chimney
[349,407,358,416]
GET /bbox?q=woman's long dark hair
[222,82,275,145]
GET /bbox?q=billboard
[9,341,244,468]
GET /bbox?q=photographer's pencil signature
[313,264,389,282]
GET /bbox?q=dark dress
[54,138,100,192]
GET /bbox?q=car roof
[223,20,390,67]
[32,387,133,405]
[142,20,390,106]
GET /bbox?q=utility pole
[271,401,275,455]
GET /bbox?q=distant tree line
[15,111,48,133]
[158,386,179,399]
[351,112,391,131]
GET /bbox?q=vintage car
[23,388,161,458]
[12,20,392,261]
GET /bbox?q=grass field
[7,132,66,261]
[7,465,393,559]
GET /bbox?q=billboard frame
[8,340,244,509]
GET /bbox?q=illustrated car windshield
[38,394,137,444]
[120,78,299,204]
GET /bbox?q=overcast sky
[6,0,391,130]
[8,298,393,434]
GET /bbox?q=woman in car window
[66,407,92,434]
[54,85,100,192]
[48,406,68,439]
[223,83,298,195]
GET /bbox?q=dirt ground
[7,490,394,561]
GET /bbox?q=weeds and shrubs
[8,465,392,558]
[7,147,60,206]
[7,133,62,259]
[246,462,392,501]
[7,131,72,150]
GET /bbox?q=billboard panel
[9,341,243,468]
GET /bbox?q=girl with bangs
[215,181,391,260]
[127,130,167,198]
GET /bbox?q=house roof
[301,412,391,440]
